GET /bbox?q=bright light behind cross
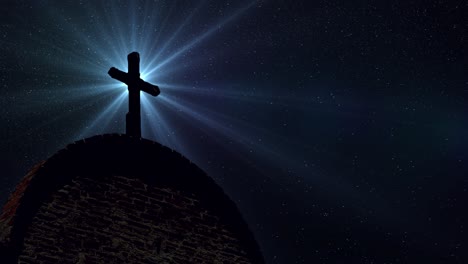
[24,1,319,179]
[54,0,260,157]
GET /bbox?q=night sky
[1,0,467,263]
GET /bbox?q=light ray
[145,0,258,76]
[158,93,284,159]
[76,91,127,139]
[141,94,183,151]
[144,0,207,72]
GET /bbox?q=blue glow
[26,0,321,177]
[77,91,127,139]
[51,1,260,148]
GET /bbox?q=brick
[0,135,263,263]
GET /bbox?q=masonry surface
[0,134,263,263]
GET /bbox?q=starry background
[1,0,467,263]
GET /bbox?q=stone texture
[0,134,263,263]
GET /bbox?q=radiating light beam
[145,0,258,76]
[143,0,207,72]
[76,91,127,138]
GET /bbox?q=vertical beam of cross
[108,52,160,138]
[127,52,141,137]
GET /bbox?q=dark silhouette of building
[0,134,264,263]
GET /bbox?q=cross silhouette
[108,52,160,138]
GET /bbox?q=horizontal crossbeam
[108,67,160,96]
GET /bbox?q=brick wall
[19,175,251,263]
[0,134,263,263]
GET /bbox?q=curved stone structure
[0,134,263,263]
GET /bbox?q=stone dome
[0,134,264,263]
